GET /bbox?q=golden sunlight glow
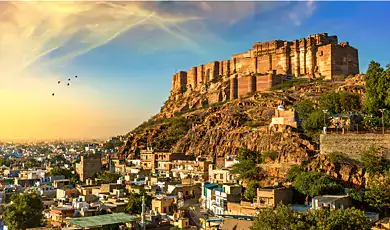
[0,1,261,140]
[0,1,201,140]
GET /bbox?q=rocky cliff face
[120,75,366,184]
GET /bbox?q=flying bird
[67,83,70,86]
[68,78,71,81]
[75,76,78,79]
[58,81,61,84]
[52,93,55,96]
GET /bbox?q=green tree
[339,91,361,113]
[244,181,260,202]
[364,183,390,213]
[362,115,381,130]
[359,145,383,174]
[324,207,371,230]
[0,158,10,166]
[293,172,343,198]
[251,204,371,230]
[125,192,152,214]
[328,152,353,170]
[47,167,79,183]
[364,171,390,213]
[49,154,69,166]
[294,100,316,121]
[320,92,341,114]
[231,149,263,180]
[125,193,143,214]
[250,204,302,230]
[364,61,390,114]
[97,171,121,183]
[261,150,278,162]
[24,158,40,169]
[103,142,115,150]
[302,110,326,134]
[286,165,303,182]
[4,193,44,230]
[114,140,124,148]
[348,171,390,214]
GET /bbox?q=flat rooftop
[67,213,138,228]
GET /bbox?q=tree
[293,172,343,198]
[244,181,260,202]
[125,192,152,214]
[97,171,121,183]
[47,167,79,183]
[286,165,303,182]
[294,100,316,121]
[4,193,44,230]
[364,183,390,213]
[250,204,301,230]
[364,61,390,114]
[125,193,143,214]
[359,145,383,175]
[348,171,390,214]
[302,110,326,134]
[24,158,40,169]
[261,150,278,162]
[49,154,70,166]
[103,142,115,150]
[251,204,371,230]
[328,152,353,170]
[231,149,263,180]
[362,115,381,130]
[323,207,371,230]
[339,91,361,113]
[320,92,341,114]
[0,158,10,167]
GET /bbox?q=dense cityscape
[2,1,390,230]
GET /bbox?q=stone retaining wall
[320,134,390,160]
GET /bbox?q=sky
[0,1,389,141]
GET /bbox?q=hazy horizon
[1,1,390,140]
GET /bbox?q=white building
[208,165,238,184]
[202,182,242,215]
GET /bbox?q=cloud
[0,1,309,140]
[0,1,297,80]
[288,1,317,26]
[0,1,202,80]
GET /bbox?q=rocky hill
[119,75,366,185]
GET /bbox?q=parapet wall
[171,33,359,100]
[320,134,390,160]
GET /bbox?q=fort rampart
[171,33,359,101]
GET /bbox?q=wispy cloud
[0,1,201,80]
[0,1,303,140]
[288,1,317,26]
[0,1,296,80]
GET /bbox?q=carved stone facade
[171,33,359,96]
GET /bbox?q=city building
[76,154,102,182]
[256,186,293,208]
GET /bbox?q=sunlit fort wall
[171,33,359,101]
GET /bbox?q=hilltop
[119,74,366,185]
[119,32,367,186]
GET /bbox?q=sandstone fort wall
[171,33,359,103]
[320,134,390,160]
